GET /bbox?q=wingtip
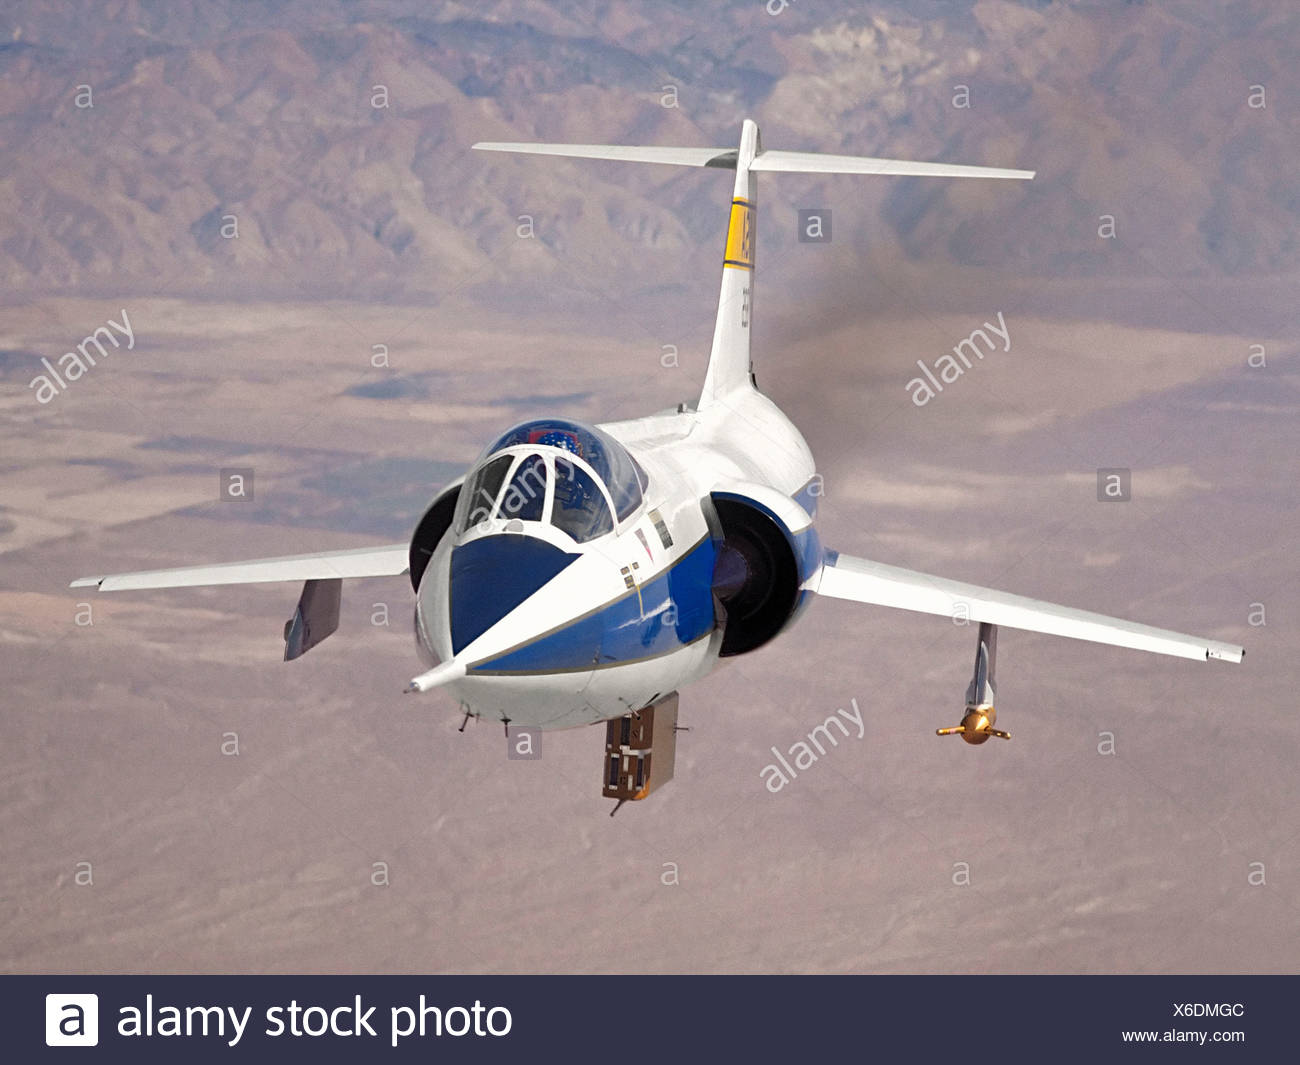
[1207,644,1245,663]
[69,577,101,589]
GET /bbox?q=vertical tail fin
[699,118,760,409]
[472,124,1032,410]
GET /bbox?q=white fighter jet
[73,120,1242,805]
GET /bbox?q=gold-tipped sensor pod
[937,622,1010,744]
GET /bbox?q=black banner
[12,975,1291,1061]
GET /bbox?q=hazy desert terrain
[2,0,1297,974]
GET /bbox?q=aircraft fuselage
[414,389,820,729]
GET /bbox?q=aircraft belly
[448,670,600,730]
[454,641,717,731]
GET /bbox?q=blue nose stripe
[469,534,718,675]
[450,536,579,653]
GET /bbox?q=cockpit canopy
[453,418,648,543]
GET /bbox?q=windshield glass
[480,418,645,521]
[458,453,513,532]
[551,457,613,542]
[498,454,548,522]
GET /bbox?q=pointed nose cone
[449,535,579,654]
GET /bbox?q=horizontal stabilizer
[817,551,1243,663]
[71,543,409,591]
[472,142,735,168]
[473,142,1033,180]
[750,150,1034,180]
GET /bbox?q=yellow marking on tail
[723,198,754,270]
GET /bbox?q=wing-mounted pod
[938,621,1010,743]
[408,477,464,592]
[705,480,822,657]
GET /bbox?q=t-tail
[473,119,1034,411]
